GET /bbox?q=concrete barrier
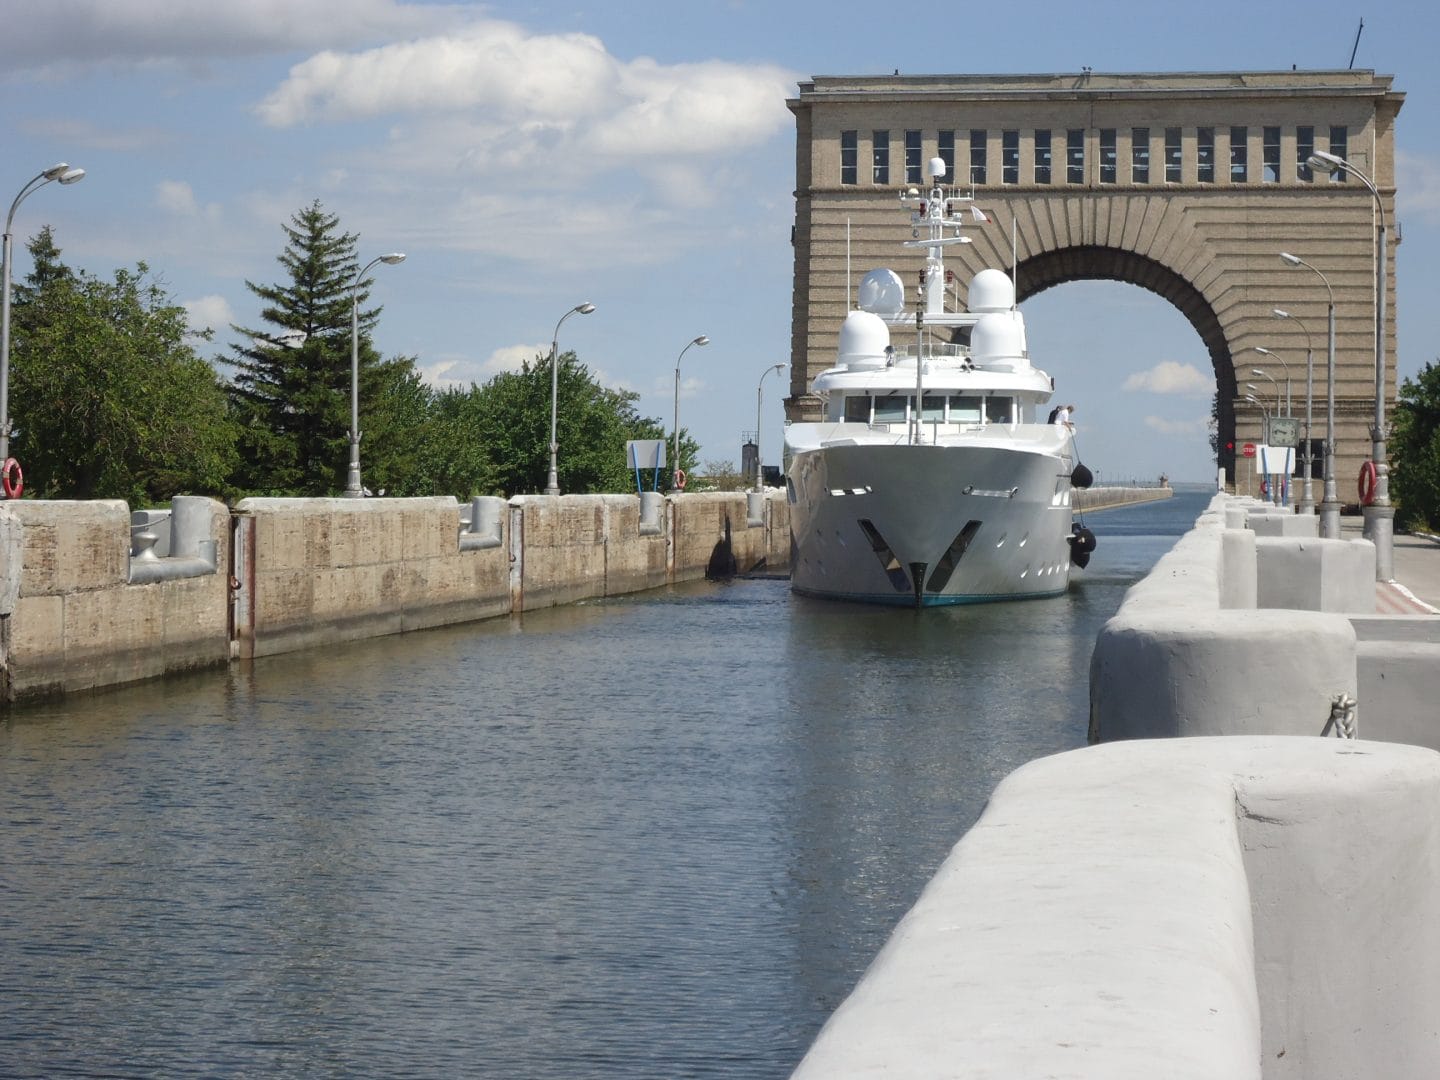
[1073,485,1173,512]
[1,498,230,702]
[791,737,1440,1080]
[1091,493,1439,748]
[0,491,790,700]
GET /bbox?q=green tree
[225,201,419,495]
[1391,358,1440,532]
[470,351,684,496]
[6,228,238,502]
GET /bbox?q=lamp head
[380,252,405,265]
[576,302,596,315]
[1279,252,1303,267]
[1272,308,1290,319]
[58,168,85,185]
[1253,347,1272,357]
[1246,383,1260,393]
[693,335,710,347]
[1307,151,1342,174]
[41,163,71,180]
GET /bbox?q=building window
[1002,130,1019,184]
[905,129,922,184]
[1297,126,1314,182]
[1099,129,1117,183]
[1067,128,1085,184]
[1197,127,1215,182]
[1329,125,1348,181]
[841,130,857,185]
[1263,126,1281,182]
[873,130,890,185]
[1229,126,1247,183]
[1132,127,1150,184]
[970,129,987,185]
[938,130,955,183]
[1034,129,1052,184]
[1164,127,1182,183]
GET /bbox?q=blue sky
[3,0,1438,485]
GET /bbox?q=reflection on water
[0,489,1209,1078]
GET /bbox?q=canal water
[0,488,1210,1078]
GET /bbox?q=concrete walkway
[1338,515,1440,614]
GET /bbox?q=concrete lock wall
[1091,493,1440,748]
[791,737,1440,1080]
[2,491,789,701]
[0,498,231,702]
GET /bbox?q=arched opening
[1012,246,1237,482]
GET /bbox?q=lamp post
[1252,348,1290,415]
[2,163,86,473]
[755,362,785,491]
[1308,149,1391,578]
[1280,253,1339,536]
[545,302,596,496]
[1245,393,1276,504]
[672,335,709,489]
[1271,308,1315,513]
[345,252,405,498]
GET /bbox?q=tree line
[5,201,698,504]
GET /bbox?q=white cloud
[480,343,546,378]
[0,0,464,70]
[155,179,223,221]
[1123,360,1211,395]
[182,294,234,337]
[254,19,798,167]
[1143,415,1210,436]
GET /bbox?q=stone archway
[786,70,1403,489]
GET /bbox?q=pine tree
[225,201,415,495]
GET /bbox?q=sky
[3,0,1439,486]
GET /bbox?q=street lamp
[345,252,406,497]
[1248,371,1281,417]
[1272,308,1315,513]
[672,335,709,489]
[755,362,785,491]
[1244,393,1277,505]
[1,163,86,475]
[545,301,596,496]
[1251,348,1290,415]
[1280,252,1339,536]
[1307,148,1391,578]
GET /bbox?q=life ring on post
[1358,459,1378,506]
[1,457,22,499]
[673,468,687,491]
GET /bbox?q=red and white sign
[1241,442,1257,458]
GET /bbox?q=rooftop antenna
[1348,18,1363,68]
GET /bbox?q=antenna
[1010,218,1018,308]
[1348,17,1364,68]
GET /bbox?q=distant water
[0,488,1210,1078]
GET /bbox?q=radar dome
[970,311,1025,367]
[837,310,892,369]
[968,268,1015,313]
[857,268,905,315]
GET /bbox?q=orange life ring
[1358,460,1378,506]
[1,457,22,499]
[673,468,687,491]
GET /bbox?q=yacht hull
[786,440,1074,606]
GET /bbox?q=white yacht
[784,157,1092,607]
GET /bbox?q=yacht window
[873,395,908,423]
[922,394,946,422]
[985,397,1013,423]
[843,396,871,423]
[948,396,983,423]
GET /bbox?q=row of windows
[842,393,1014,425]
[839,126,1350,186]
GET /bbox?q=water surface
[0,488,1209,1077]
